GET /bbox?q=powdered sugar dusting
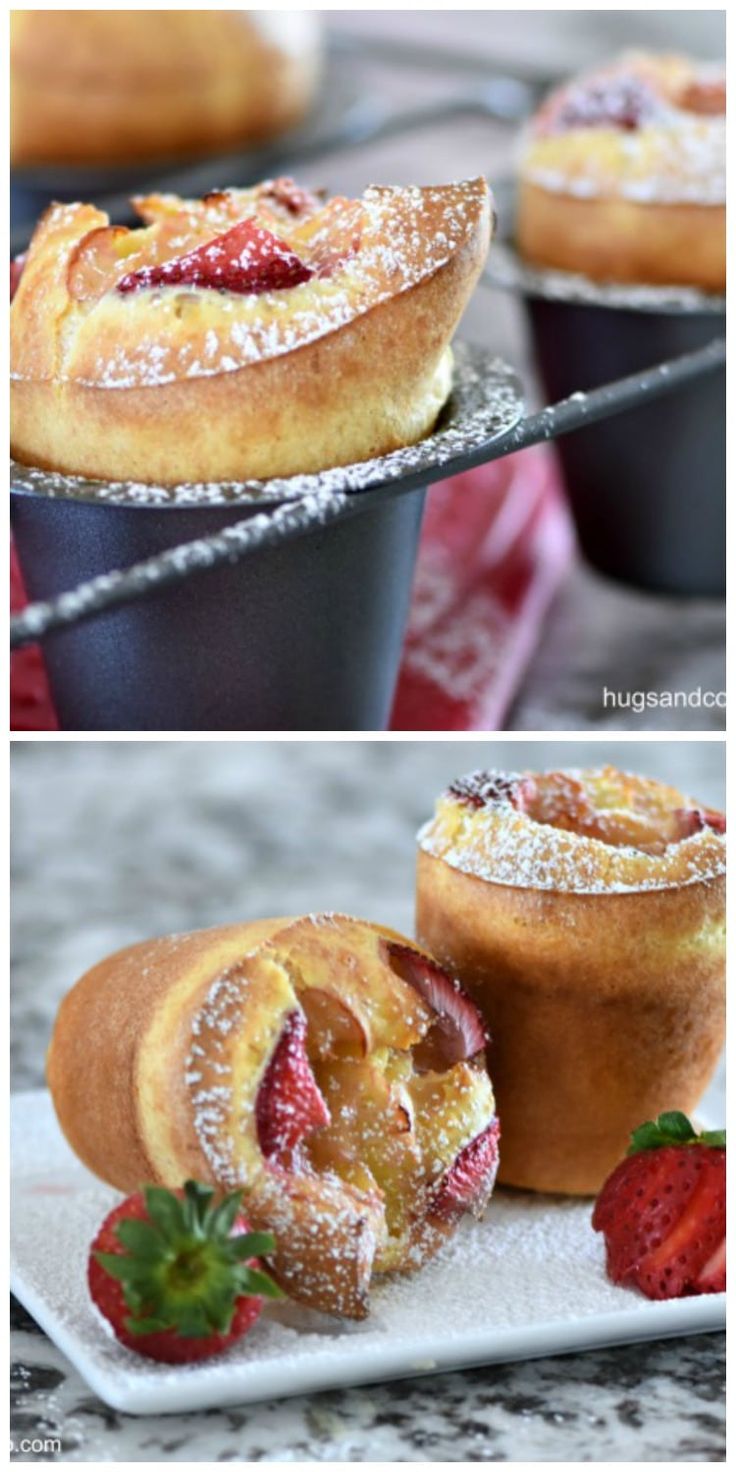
[419,767,726,894]
[12,1090,720,1415]
[187,969,258,1188]
[19,179,490,391]
[521,54,725,207]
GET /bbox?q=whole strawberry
[593,1112,725,1300]
[89,1180,282,1363]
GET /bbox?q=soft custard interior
[446,765,724,856]
[517,766,722,853]
[259,920,494,1273]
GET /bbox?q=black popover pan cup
[10,345,523,732]
[489,235,726,598]
[526,287,725,598]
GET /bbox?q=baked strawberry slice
[385,942,488,1069]
[257,177,323,217]
[593,1112,726,1300]
[548,75,658,134]
[448,771,521,809]
[674,805,726,839]
[10,254,27,301]
[256,1010,331,1160]
[428,1117,501,1221]
[88,1180,282,1363]
[116,218,314,296]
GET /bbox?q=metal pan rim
[486,239,726,317]
[10,342,525,512]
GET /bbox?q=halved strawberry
[88,1180,282,1363]
[428,1117,501,1221]
[696,1238,726,1293]
[256,1010,331,1160]
[116,218,314,296]
[385,942,488,1069]
[593,1112,726,1300]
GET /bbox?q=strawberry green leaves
[94,1180,282,1341]
[628,1112,726,1155]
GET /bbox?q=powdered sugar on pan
[485,242,726,315]
[11,1090,722,1416]
[10,342,523,508]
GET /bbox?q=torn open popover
[47,915,500,1319]
[10,176,492,485]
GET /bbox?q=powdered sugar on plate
[11,1090,724,1415]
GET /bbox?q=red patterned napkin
[391,447,574,729]
[11,447,573,732]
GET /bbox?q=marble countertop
[10,739,725,1461]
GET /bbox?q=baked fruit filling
[450,765,726,854]
[536,59,725,137]
[251,931,496,1276]
[541,74,658,134]
[66,180,365,304]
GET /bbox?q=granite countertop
[10,740,726,1461]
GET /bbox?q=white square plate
[11,1090,725,1417]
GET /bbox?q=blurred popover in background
[517,51,725,290]
[10,9,322,168]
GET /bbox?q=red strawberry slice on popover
[117,218,314,295]
[255,1010,331,1161]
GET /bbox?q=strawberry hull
[87,1186,272,1364]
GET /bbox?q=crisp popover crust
[11,176,492,484]
[517,52,725,288]
[417,767,725,1196]
[11,10,321,167]
[47,915,498,1319]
